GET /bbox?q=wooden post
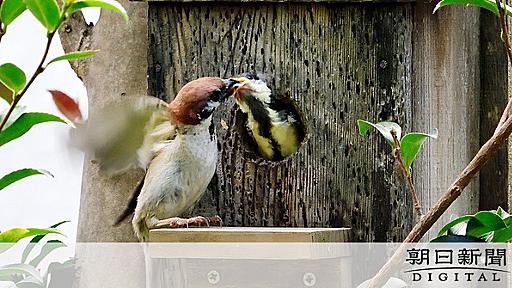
[479,10,509,211]
[411,3,481,240]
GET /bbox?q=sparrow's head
[168,77,237,125]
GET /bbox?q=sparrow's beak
[224,77,253,101]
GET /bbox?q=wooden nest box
[140,0,502,242]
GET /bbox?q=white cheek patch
[206,100,220,109]
[247,80,272,104]
[197,100,220,120]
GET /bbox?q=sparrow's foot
[155,215,223,228]
[207,215,223,227]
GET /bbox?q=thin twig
[369,109,512,288]
[0,32,55,132]
[390,129,424,218]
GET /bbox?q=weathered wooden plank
[411,3,480,240]
[148,3,413,242]
[149,227,351,242]
[479,10,508,211]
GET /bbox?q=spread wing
[72,96,176,175]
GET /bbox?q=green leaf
[22,221,69,263]
[495,206,510,219]
[28,240,66,268]
[492,225,512,242]
[434,0,512,17]
[466,211,507,238]
[16,276,43,288]
[45,258,75,287]
[47,258,75,274]
[357,120,402,145]
[45,51,98,67]
[0,106,26,129]
[0,63,26,94]
[65,0,128,22]
[437,215,473,236]
[0,112,67,146]
[400,129,438,171]
[0,264,42,284]
[0,228,62,243]
[23,0,61,32]
[0,0,27,26]
[0,168,53,191]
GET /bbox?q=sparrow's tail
[113,174,146,226]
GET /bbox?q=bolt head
[207,270,220,285]
[303,272,316,287]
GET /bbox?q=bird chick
[228,75,305,161]
[78,77,236,241]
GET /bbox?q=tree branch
[368,110,512,287]
[390,129,424,218]
[495,0,512,132]
[0,32,55,132]
[368,4,512,286]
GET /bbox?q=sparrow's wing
[72,96,175,175]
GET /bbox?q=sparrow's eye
[209,89,222,102]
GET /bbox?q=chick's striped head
[228,76,305,161]
[168,77,236,125]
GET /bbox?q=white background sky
[0,9,100,240]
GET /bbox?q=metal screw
[303,272,316,287]
[379,59,388,69]
[207,270,220,285]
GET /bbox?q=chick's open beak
[224,77,252,101]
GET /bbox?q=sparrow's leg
[155,215,223,228]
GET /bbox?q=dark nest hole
[233,94,309,166]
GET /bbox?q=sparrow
[76,77,237,241]
[228,75,305,161]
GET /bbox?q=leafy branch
[367,0,512,286]
[0,0,126,189]
[357,120,437,220]
[0,31,55,132]
[390,129,423,218]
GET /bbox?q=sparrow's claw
[155,215,223,228]
[207,215,223,227]
[156,217,189,228]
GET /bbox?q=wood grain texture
[411,3,481,240]
[148,2,413,242]
[479,10,508,211]
[149,227,351,242]
[65,0,149,243]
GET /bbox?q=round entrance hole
[233,89,309,165]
